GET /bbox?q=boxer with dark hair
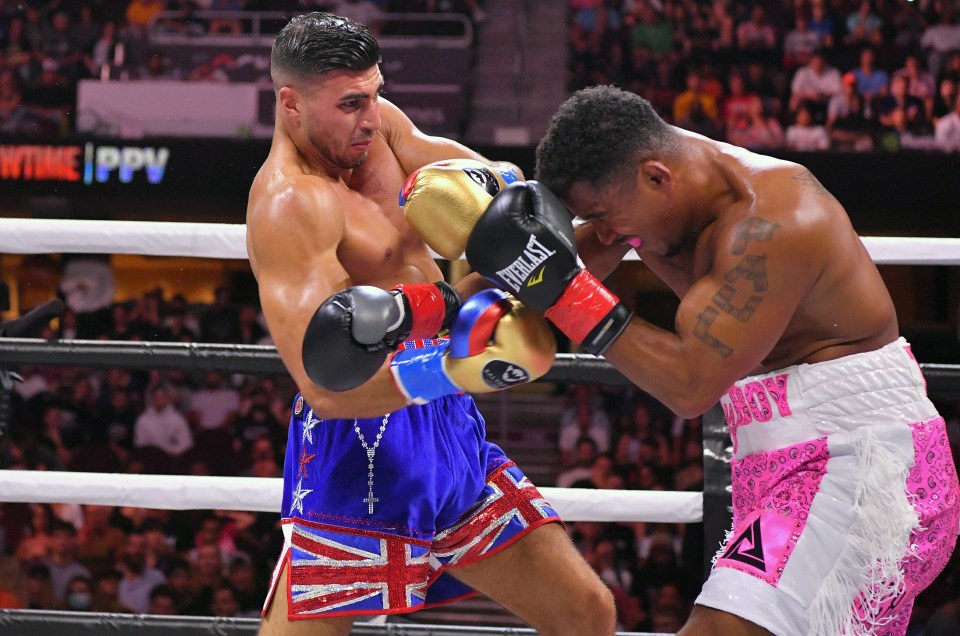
[444,85,958,636]
[246,13,615,636]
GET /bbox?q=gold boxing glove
[390,289,555,404]
[399,158,523,260]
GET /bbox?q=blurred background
[0,1,958,633]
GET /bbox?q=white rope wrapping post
[0,218,958,265]
[0,471,703,523]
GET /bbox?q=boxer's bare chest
[337,144,441,288]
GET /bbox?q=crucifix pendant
[364,490,378,515]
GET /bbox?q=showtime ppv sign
[0,143,169,184]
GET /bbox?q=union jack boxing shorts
[263,356,561,619]
[696,338,959,635]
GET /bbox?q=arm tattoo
[732,218,780,255]
[693,306,733,358]
[792,170,837,202]
[712,285,761,323]
[724,254,768,292]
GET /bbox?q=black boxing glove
[302,282,460,391]
[465,181,632,356]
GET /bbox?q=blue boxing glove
[390,289,556,404]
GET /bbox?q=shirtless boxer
[424,85,958,635]
[245,13,615,636]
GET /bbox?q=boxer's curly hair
[271,12,381,87]
[535,86,676,198]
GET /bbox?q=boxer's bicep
[674,217,815,389]
[251,184,349,380]
[380,99,487,174]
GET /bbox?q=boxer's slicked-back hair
[535,86,676,198]
[271,12,381,86]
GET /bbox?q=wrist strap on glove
[544,270,632,355]
[392,281,460,340]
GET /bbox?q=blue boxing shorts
[263,387,561,620]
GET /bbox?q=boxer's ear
[638,160,672,194]
[277,86,301,119]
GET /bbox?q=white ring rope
[1,218,959,265]
[0,471,703,523]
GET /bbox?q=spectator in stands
[64,575,94,612]
[15,503,54,563]
[807,0,835,49]
[164,558,196,614]
[676,98,722,139]
[557,436,600,488]
[942,50,960,84]
[117,530,166,614]
[894,54,936,109]
[569,452,614,489]
[920,4,960,80]
[91,21,121,77]
[133,384,193,457]
[559,385,611,465]
[186,544,224,615]
[25,562,62,610]
[22,58,71,134]
[91,570,128,613]
[189,371,239,430]
[76,505,127,574]
[707,1,734,52]
[844,0,883,47]
[651,604,687,634]
[878,74,928,133]
[237,304,266,344]
[0,66,33,134]
[70,7,103,56]
[736,5,777,55]
[786,104,830,150]
[147,583,179,615]
[126,0,167,36]
[210,584,240,617]
[242,435,282,478]
[851,47,889,105]
[626,3,673,60]
[673,68,718,125]
[935,93,960,152]
[784,11,821,70]
[200,287,240,343]
[43,520,91,602]
[725,87,785,150]
[186,59,229,82]
[827,73,875,151]
[128,292,171,341]
[207,0,245,36]
[933,78,957,125]
[225,555,261,617]
[2,16,33,67]
[789,49,842,122]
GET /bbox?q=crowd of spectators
[567,0,960,152]
[0,0,484,136]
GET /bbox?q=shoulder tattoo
[792,169,838,202]
[692,220,780,357]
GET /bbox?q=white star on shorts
[301,409,320,445]
[290,478,313,516]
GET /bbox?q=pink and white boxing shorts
[696,338,959,635]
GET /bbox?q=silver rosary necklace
[353,413,390,515]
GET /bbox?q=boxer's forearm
[452,272,495,300]
[297,362,410,420]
